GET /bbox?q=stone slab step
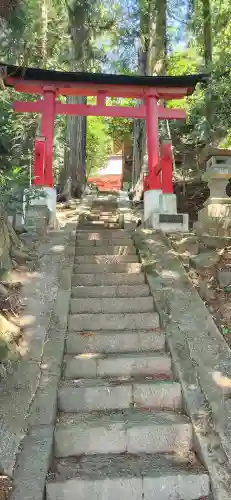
[81,220,113,225]
[76,238,132,246]
[65,329,165,354]
[46,453,209,500]
[76,230,131,239]
[89,216,118,222]
[86,213,118,220]
[54,409,192,458]
[63,352,171,378]
[72,273,145,286]
[90,219,118,223]
[71,284,150,298]
[70,297,154,314]
[78,224,120,229]
[74,254,139,263]
[58,379,181,412]
[73,263,142,274]
[89,213,118,217]
[75,245,136,255]
[68,312,159,331]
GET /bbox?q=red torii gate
[1,63,205,194]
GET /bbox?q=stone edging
[133,229,231,500]
[4,195,94,500]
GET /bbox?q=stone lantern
[194,153,231,235]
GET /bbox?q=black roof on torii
[0,62,208,94]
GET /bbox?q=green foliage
[106,98,135,145]
[0,88,36,183]
[87,115,112,176]
[172,0,231,148]
[2,0,231,192]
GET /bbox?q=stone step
[74,254,139,263]
[54,409,192,458]
[63,352,171,378]
[68,312,159,331]
[65,329,165,354]
[70,297,154,314]
[79,224,120,229]
[73,263,142,274]
[75,245,136,255]
[71,284,150,298]
[46,453,209,500]
[81,220,113,225]
[76,238,132,246]
[58,379,181,412]
[86,214,118,221]
[89,211,115,216]
[71,273,145,287]
[75,234,132,243]
[90,217,118,222]
[76,230,131,239]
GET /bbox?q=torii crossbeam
[0,63,206,195]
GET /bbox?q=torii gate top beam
[0,62,207,191]
[0,62,207,99]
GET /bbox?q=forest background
[0,0,231,195]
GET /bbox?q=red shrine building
[0,63,206,229]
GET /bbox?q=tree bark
[201,0,213,140]
[60,95,86,198]
[0,208,35,272]
[132,0,167,190]
[202,0,212,67]
[59,1,90,197]
[41,0,48,66]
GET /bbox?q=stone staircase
[46,196,210,500]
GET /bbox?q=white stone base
[145,212,189,232]
[144,189,162,221]
[159,193,177,214]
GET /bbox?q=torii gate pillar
[33,88,56,187]
[30,88,57,228]
[159,139,177,214]
[144,96,162,221]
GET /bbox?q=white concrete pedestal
[159,193,177,214]
[144,190,188,232]
[144,189,161,221]
[152,212,189,232]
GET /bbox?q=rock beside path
[190,251,220,270]
[217,270,231,288]
[200,234,231,250]
[176,235,199,255]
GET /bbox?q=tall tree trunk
[59,2,89,197]
[132,0,167,190]
[202,0,212,67]
[41,0,48,66]
[147,0,167,75]
[201,0,213,141]
[60,95,86,197]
